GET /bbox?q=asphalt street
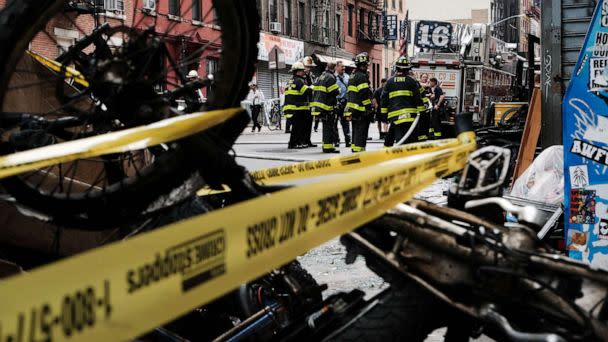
[235,122,492,342]
[235,120,386,170]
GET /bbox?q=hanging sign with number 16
[415,20,453,49]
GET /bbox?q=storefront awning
[313,54,356,68]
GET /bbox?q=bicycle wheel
[266,105,281,131]
[0,0,259,226]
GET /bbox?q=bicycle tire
[325,278,448,342]
[0,0,259,226]
[267,109,282,131]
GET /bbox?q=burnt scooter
[330,146,608,341]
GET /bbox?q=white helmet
[187,70,198,79]
[290,62,306,72]
[302,56,316,67]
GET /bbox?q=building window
[169,0,180,16]
[371,62,376,88]
[207,58,218,77]
[323,9,329,41]
[192,0,201,21]
[336,13,342,47]
[348,5,353,37]
[399,0,402,12]
[368,12,373,36]
[284,0,292,36]
[359,8,365,34]
[376,13,381,37]
[256,0,262,22]
[269,0,278,23]
[311,5,317,36]
[392,0,395,9]
[299,2,306,39]
[143,0,155,11]
[211,6,220,26]
[96,0,124,12]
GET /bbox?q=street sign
[268,45,286,70]
[384,14,398,41]
[563,0,608,269]
[414,20,453,49]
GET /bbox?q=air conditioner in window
[270,22,282,33]
[143,0,156,11]
[103,0,124,11]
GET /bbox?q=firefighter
[311,62,341,153]
[283,62,312,149]
[417,73,433,142]
[345,52,373,153]
[302,56,317,147]
[380,56,425,145]
[429,77,445,139]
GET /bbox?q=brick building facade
[1,0,393,97]
[255,0,385,97]
[0,0,221,95]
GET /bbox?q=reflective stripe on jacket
[311,70,340,116]
[282,75,311,118]
[380,75,424,125]
[344,70,372,118]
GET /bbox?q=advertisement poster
[257,32,304,66]
[564,0,608,268]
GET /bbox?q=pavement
[235,122,493,342]
[235,120,386,169]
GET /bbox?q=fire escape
[356,0,383,44]
[310,0,332,46]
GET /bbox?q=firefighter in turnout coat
[283,62,312,149]
[345,52,373,153]
[311,62,341,153]
[380,56,425,145]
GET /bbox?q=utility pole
[383,0,388,78]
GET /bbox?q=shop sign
[258,32,304,66]
[564,0,608,269]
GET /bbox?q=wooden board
[513,88,542,181]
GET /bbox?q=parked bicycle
[263,98,282,131]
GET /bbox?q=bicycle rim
[0,0,259,227]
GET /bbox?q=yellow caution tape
[196,138,459,197]
[0,132,475,342]
[249,138,460,185]
[0,108,242,180]
[27,50,90,88]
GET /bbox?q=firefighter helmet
[395,56,412,70]
[354,52,370,66]
[290,62,306,72]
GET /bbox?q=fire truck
[410,23,524,126]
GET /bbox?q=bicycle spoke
[64,159,81,197]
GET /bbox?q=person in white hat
[185,69,205,112]
[246,83,265,132]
